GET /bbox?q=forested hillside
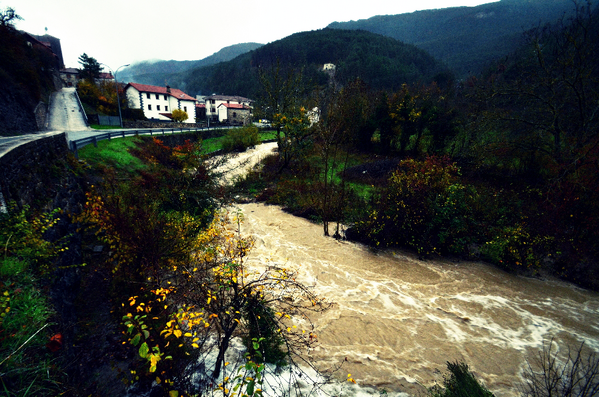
[328,0,577,78]
[118,42,263,87]
[175,28,450,98]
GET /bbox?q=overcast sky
[13,0,498,75]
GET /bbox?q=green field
[78,130,278,173]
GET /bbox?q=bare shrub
[521,339,599,397]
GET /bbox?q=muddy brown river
[232,202,599,397]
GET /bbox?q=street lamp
[101,63,129,128]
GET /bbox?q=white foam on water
[186,336,410,397]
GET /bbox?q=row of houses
[60,68,114,87]
[58,63,335,126]
[20,28,253,126]
[124,83,253,125]
[58,68,253,125]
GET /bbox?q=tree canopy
[0,6,22,27]
[78,53,102,82]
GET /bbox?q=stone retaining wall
[0,133,70,209]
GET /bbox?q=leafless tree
[520,339,599,397]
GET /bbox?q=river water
[231,202,599,397]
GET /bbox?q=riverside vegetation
[1,2,599,396]
[2,129,598,395]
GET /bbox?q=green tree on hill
[78,53,101,82]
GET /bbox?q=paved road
[0,87,91,158]
[47,87,90,132]
[0,131,66,158]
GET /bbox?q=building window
[184,106,187,112]
[164,95,167,100]
[146,93,150,99]
[211,108,215,113]
[157,105,160,111]
[210,99,215,104]
[155,94,159,100]
[233,112,237,117]
[148,104,152,110]
[165,106,168,111]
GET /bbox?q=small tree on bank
[171,108,188,123]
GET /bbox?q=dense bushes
[352,156,560,274]
[221,124,261,152]
[356,156,469,256]
[0,206,67,395]
[249,148,580,281]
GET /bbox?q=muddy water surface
[233,202,599,396]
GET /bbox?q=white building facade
[125,83,197,123]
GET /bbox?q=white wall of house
[217,104,228,123]
[126,86,196,123]
[139,90,171,121]
[126,87,167,121]
[126,87,142,109]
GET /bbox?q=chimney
[166,85,171,93]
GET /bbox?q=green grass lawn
[90,124,122,130]
[78,136,146,173]
[78,130,278,172]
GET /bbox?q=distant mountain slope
[328,0,576,77]
[178,28,451,97]
[118,42,263,86]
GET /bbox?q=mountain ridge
[327,0,576,77]
[118,42,263,86]
[174,28,451,98]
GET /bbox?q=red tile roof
[127,83,197,102]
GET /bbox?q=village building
[125,83,197,123]
[59,68,114,87]
[216,102,252,125]
[204,95,252,123]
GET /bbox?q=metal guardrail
[69,127,212,158]
[73,89,89,127]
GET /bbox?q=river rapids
[219,143,599,396]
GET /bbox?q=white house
[125,83,197,123]
[204,95,252,122]
[217,103,252,125]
